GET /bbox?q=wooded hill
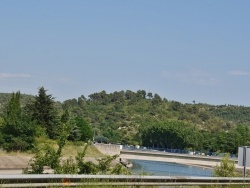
[1,89,250,154]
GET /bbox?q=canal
[131,159,213,177]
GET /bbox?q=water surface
[131,159,212,177]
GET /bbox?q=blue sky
[1,1,250,106]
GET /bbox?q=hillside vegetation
[1,88,250,155]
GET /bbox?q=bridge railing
[0,174,250,187]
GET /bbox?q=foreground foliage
[213,155,238,177]
[25,122,130,175]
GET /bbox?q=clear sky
[1,1,250,106]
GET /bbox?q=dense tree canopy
[68,117,93,142]
[0,89,250,154]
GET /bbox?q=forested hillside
[1,89,250,154]
[0,93,34,114]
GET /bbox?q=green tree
[111,163,131,175]
[61,110,70,123]
[198,111,210,121]
[136,90,146,99]
[27,122,71,174]
[151,93,162,105]
[68,117,93,142]
[0,117,4,144]
[97,155,118,174]
[5,92,21,125]
[0,117,4,126]
[213,155,237,177]
[236,125,250,146]
[30,87,59,139]
[1,92,36,151]
[140,120,205,151]
[147,92,153,99]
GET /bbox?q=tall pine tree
[31,87,59,139]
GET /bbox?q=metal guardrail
[0,174,250,187]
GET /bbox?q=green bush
[213,155,238,177]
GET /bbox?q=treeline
[140,120,250,154]
[0,87,93,151]
[1,88,250,154]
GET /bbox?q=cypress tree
[2,92,35,151]
[4,92,21,138]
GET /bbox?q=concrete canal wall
[94,143,121,156]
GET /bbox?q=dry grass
[0,137,104,159]
[0,148,33,157]
[62,142,104,157]
[34,137,104,158]
[0,139,105,169]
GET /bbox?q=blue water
[131,160,212,177]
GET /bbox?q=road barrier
[0,174,250,187]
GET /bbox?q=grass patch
[34,137,103,158]
[0,137,103,159]
[0,148,33,157]
[62,142,104,157]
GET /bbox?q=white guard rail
[0,174,250,187]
